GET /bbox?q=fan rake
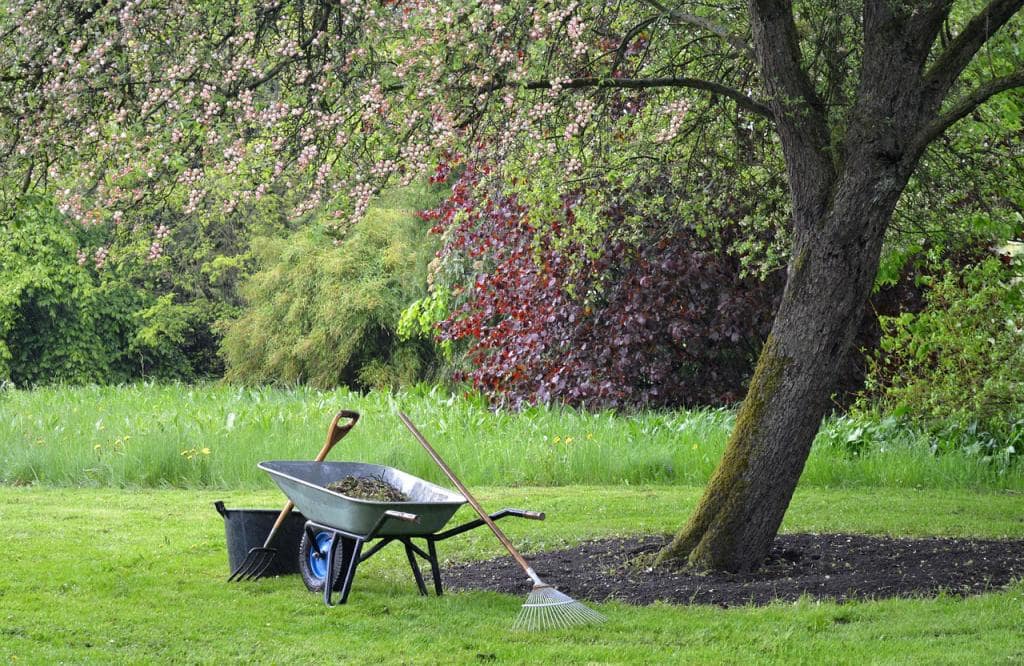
[398,412,606,631]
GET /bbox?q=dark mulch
[441,533,1024,607]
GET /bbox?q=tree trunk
[650,0,963,574]
[656,156,910,572]
[650,0,1024,572]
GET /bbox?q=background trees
[0,195,232,383]
[219,184,444,390]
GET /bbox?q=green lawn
[2,485,1022,664]
[3,384,1023,663]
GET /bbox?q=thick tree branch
[748,1,826,120]
[481,76,774,119]
[924,0,1024,100]
[909,69,1024,161]
[748,0,834,180]
[903,1,955,67]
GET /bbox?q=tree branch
[748,0,834,178]
[510,76,774,119]
[903,1,956,68]
[612,15,664,73]
[924,0,1024,100]
[642,0,756,61]
[748,1,826,118]
[909,69,1024,161]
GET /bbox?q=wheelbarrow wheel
[299,529,345,592]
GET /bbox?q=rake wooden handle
[398,412,541,584]
[262,410,360,547]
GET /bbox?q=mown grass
[1,383,1021,491]
[1,485,1022,665]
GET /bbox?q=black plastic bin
[214,501,307,577]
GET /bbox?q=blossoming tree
[3,0,1023,571]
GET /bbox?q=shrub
[862,255,1024,449]
[0,197,200,385]
[414,166,781,409]
[1,200,115,384]
[219,186,444,390]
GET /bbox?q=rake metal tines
[512,585,607,631]
[227,547,277,582]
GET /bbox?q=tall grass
[1,382,1020,490]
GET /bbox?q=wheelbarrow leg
[401,539,429,596]
[324,533,364,606]
[426,539,443,595]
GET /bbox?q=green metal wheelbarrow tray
[258,460,545,606]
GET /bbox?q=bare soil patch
[442,533,1024,606]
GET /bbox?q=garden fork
[228,410,360,581]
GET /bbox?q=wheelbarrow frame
[259,459,544,605]
[303,507,544,606]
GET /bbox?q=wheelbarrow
[259,460,545,606]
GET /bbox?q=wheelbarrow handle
[384,509,420,523]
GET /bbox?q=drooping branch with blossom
[1,1,769,242]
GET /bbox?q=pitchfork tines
[226,504,292,582]
[227,542,280,581]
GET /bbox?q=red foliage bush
[422,166,782,409]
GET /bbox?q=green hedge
[0,198,203,385]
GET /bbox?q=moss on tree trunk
[655,335,790,569]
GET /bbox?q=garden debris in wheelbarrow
[259,460,465,536]
[327,474,410,502]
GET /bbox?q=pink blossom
[94,246,109,270]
